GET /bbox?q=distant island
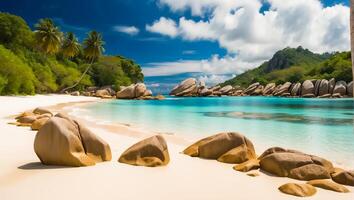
[169,47,353,98]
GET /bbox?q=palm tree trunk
[351,0,354,96]
[60,60,94,93]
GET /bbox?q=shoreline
[0,95,353,200]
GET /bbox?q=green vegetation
[222,47,352,87]
[0,12,143,95]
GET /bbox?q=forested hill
[0,12,143,95]
[222,46,352,87]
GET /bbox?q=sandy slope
[0,95,353,200]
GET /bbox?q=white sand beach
[0,95,353,200]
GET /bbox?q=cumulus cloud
[145,0,350,78]
[198,74,236,86]
[113,25,139,35]
[146,17,179,37]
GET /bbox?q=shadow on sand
[18,162,74,170]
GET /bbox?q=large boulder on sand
[333,81,347,96]
[118,135,170,167]
[301,80,315,96]
[31,117,50,131]
[278,183,316,197]
[34,113,112,167]
[183,132,256,164]
[331,170,354,186]
[259,147,333,181]
[233,159,260,172]
[170,78,197,96]
[135,83,147,97]
[307,179,350,193]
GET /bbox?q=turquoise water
[76,97,354,168]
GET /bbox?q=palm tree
[62,32,80,58]
[351,0,354,96]
[61,31,104,93]
[34,18,62,54]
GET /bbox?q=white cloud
[146,17,179,37]
[113,25,139,35]
[198,74,236,86]
[146,0,350,80]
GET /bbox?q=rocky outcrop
[333,81,347,96]
[33,107,53,116]
[170,77,351,98]
[170,78,197,96]
[331,170,354,186]
[290,83,301,96]
[244,83,260,95]
[95,89,111,98]
[118,135,170,167]
[278,183,317,197]
[116,83,153,99]
[31,117,50,131]
[34,113,112,167]
[301,80,315,97]
[307,179,349,193]
[13,108,53,128]
[259,147,333,181]
[183,132,256,164]
[263,83,276,95]
[274,82,291,96]
[219,85,233,95]
[317,80,328,96]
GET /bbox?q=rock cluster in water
[70,83,165,100]
[183,132,353,197]
[170,78,354,98]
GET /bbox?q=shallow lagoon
[76,97,354,168]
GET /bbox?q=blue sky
[0,0,350,93]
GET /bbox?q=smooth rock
[289,164,331,181]
[70,91,80,96]
[219,85,233,95]
[290,83,301,96]
[244,82,260,95]
[135,83,147,98]
[247,172,260,177]
[263,83,276,95]
[31,117,50,131]
[33,107,53,116]
[184,132,256,162]
[314,80,322,96]
[34,114,111,167]
[217,144,256,164]
[307,179,350,193]
[333,81,347,96]
[116,85,136,99]
[332,170,354,186]
[301,80,315,96]
[318,79,329,96]
[200,88,213,96]
[274,82,291,96]
[170,78,197,96]
[328,78,335,94]
[95,89,110,98]
[278,183,316,197]
[118,135,169,167]
[17,115,37,124]
[233,159,260,172]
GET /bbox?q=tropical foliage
[222,47,352,87]
[0,12,143,95]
